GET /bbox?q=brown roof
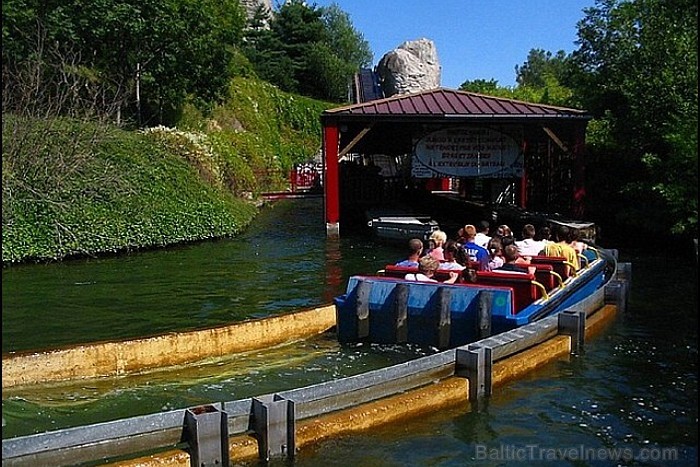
[321,87,590,122]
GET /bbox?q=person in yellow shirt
[543,224,579,276]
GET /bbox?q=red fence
[290,163,322,192]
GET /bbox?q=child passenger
[404,256,459,284]
[486,236,505,271]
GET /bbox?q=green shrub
[2,115,257,263]
[2,76,332,264]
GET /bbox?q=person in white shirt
[474,220,491,249]
[515,224,545,257]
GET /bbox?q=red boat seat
[472,270,548,312]
[531,263,561,291]
[377,265,518,314]
[382,264,459,283]
[530,255,575,279]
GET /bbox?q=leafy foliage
[2,76,332,264]
[2,115,257,263]
[572,0,698,238]
[460,0,697,239]
[242,0,371,102]
[2,0,247,126]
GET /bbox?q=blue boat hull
[334,249,614,349]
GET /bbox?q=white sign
[412,127,523,178]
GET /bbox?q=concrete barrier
[2,261,630,466]
[2,305,337,388]
[105,305,618,466]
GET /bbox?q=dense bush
[2,76,331,264]
[1,115,258,263]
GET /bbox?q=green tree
[242,0,371,102]
[319,3,372,100]
[2,0,246,126]
[572,0,698,237]
[515,49,571,88]
[459,78,504,94]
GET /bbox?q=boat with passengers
[334,245,615,349]
[3,241,628,466]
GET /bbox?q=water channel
[2,197,697,465]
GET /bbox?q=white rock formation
[376,38,442,96]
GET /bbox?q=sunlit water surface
[2,199,697,465]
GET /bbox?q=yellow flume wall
[108,304,617,466]
[2,305,337,388]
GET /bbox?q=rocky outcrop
[376,38,441,96]
[240,0,273,25]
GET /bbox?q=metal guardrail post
[616,262,632,304]
[558,310,586,354]
[183,404,229,467]
[604,281,626,313]
[455,345,493,401]
[476,290,493,339]
[251,395,296,461]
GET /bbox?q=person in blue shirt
[395,238,424,267]
[461,224,490,271]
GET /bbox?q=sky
[311,0,596,89]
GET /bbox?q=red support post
[323,124,340,237]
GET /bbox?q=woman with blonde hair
[427,229,447,261]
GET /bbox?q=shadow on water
[2,199,697,464]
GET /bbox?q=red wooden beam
[323,124,340,236]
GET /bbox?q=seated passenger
[474,220,491,249]
[515,223,546,257]
[427,230,447,261]
[567,227,588,256]
[486,236,505,271]
[395,238,424,267]
[440,240,466,271]
[496,224,513,240]
[461,224,490,271]
[405,255,459,283]
[494,245,536,275]
[543,224,580,274]
[536,225,553,246]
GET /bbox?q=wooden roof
[321,88,591,122]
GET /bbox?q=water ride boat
[334,246,615,349]
[3,245,628,466]
[366,215,441,242]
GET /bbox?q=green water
[2,198,398,353]
[2,199,697,465]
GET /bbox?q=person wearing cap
[461,224,489,271]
